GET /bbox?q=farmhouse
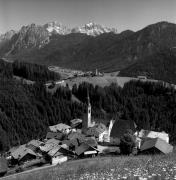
[11,145,37,164]
[26,140,43,152]
[140,138,173,154]
[48,123,71,134]
[46,131,64,140]
[75,143,99,157]
[138,129,169,143]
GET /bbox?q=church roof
[110,119,136,139]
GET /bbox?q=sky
[0,0,176,34]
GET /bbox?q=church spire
[87,89,92,128]
[87,89,91,106]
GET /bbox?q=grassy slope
[65,76,137,89]
[3,151,176,180]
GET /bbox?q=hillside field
[2,151,176,180]
[65,75,136,89]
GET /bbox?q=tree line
[0,59,60,82]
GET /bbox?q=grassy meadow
[2,150,176,180]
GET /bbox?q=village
[0,92,174,178]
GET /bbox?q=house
[97,145,120,155]
[39,139,61,153]
[47,144,74,165]
[47,144,73,158]
[48,123,71,134]
[138,129,169,143]
[68,132,85,142]
[46,131,64,140]
[84,137,98,147]
[86,122,109,142]
[11,145,37,164]
[75,143,99,157]
[52,155,68,165]
[26,140,43,152]
[110,119,137,139]
[44,138,61,145]
[140,138,173,154]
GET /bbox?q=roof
[75,143,98,156]
[40,143,57,152]
[84,137,98,147]
[48,123,71,133]
[138,129,169,143]
[40,139,60,152]
[0,157,7,174]
[70,139,79,147]
[11,145,37,160]
[45,138,61,145]
[140,138,173,154]
[70,119,82,125]
[70,119,82,128]
[68,132,85,141]
[27,140,43,148]
[46,132,63,140]
[48,144,74,157]
[48,145,61,157]
[8,146,19,154]
[110,119,136,139]
[62,140,72,147]
[86,127,104,137]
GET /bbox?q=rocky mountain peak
[0,30,16,41]
[72,22,118,36]
[43,21,71,35]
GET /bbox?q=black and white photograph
[0,0,176,179]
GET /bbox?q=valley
[1,19,176,180]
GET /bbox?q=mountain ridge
[1,21,176,84]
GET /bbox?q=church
[82,92,115,143]
[82,92,137,143]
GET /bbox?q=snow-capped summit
[71,22,118,36]
[42,21,118,36]
[43,21,71,35]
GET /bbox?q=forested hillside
[0,60,176,151]
[119,49,176,84]
[0,59,60,82]
[0,78,84,151]
[0,61,83,151]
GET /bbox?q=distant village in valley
[0,91,174,177]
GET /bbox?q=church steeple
[87,90,91,128]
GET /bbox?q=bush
[120,129,136,155]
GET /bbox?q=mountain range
[1,21,176,83]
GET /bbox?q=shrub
[120,129,136,155]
